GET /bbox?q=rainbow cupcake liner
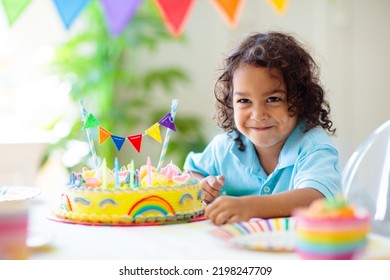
[296,227,369,243]
[295,238,367,254]
[293,208,370,260]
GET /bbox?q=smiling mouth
[251,126,273,131]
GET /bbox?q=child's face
[232,63,298,154]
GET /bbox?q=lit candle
[130,159,134,189]
[115,157,120,189]
[147,156,152,187]
[134,169,139,188]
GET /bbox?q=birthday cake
[52,160,205,225]
[293,197,370,260]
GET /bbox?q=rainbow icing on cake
[293,197,370,260]
[53,160,205,225]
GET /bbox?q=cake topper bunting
[79,100,178,159]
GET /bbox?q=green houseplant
[45,0,207,170]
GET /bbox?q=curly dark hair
[214,31,336,135]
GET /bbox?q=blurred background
[0,0,389,190]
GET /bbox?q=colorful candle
[114,157,120,188]
[134,169,139,188]
[147,156,152,187]
[130,159,135,189]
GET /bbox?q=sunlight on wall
[0,2,86,179]
[0,1,76,136]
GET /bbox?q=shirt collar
[229,134,262,174]
[229,121,305,171]
[278,120,305,168]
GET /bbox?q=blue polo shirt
[184,122,342,199]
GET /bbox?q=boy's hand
[200,175,224,204]
[205,196,252,225]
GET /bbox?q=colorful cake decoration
[50,99,205,226]
[293,196,371,260]
[79,99,177,158]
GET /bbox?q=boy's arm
[205,188,324,225]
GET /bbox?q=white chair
[342,120,390,237]
[0,128,50,187]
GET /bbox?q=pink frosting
[159,162,181,181]
[85,177,99,188]
[172,172,191,184]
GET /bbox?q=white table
[28,192,390,260]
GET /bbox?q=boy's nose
[250,107,269,121]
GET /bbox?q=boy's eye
[237,98,251,104]
[267,96,281,103]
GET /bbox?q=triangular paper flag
[1,0,31,26]
[154,0,195,37]
[145,123,162,143]
[53,0,91,29]
[267,0,288,14]
[211,0,244,27]
[111,135,126,151]
[127,134,143,153]
[99,126,112,144]
[83,113,100,129]
[100,0,142,36]
[158,112,176,131]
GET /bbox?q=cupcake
[293,197,370,260]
